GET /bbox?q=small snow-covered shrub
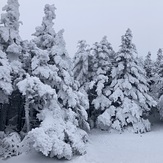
[1,132,21,158]
[25,109,88,160]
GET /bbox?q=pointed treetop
[100,36,113,51]
[100,36,109,45]
[156,48,163,60]
[119,28,137,55]
[147,51,152,57]
[144,51,152,65]
[122,28,133,45]
[157,48,162,54]
[76,40,89,53]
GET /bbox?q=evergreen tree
[32,4,56,50]
[22,4,89,159]
[150,49,163,100]
[0,0,21,51]
[73,40,90,90]
[17,75,87,159]
[154,48,163,73]
[88,36,114,128]
[0,50,13,131]
[0,0,24,132]
[97,29,156,133]
[144,51,154,79]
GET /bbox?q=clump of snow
[1,132,21,158]
[0,50,13,102]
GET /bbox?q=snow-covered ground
[1,121,163,163]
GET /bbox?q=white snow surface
[1,121,163,163]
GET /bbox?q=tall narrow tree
[88,36,114,128]
[73,40,90,90]
[0,0,24,132]
[154,48,163,73]
[144,51,154,79]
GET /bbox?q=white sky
[1,0,163,59]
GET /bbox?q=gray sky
[1,0,163,59]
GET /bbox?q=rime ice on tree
[21,4,90,159]
[97,29,156,133]
[87,36,114,128]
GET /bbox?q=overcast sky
[1,0,163,59]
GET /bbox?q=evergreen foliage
[0,0,162,160]
[97,29,156,133]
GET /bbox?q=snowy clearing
[1,121,163,163]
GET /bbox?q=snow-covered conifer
[73,40,90,89]
[0,50,13,131]
[0,0,24,132]
[17,75,88,160]
[144,51,154,79]
[25,4,89,159]
[154,48,163,73]
[0,0,21,51]
[32,4,56,50]
[97,29,156,133]
[88,36,114,127]
[0,0,23,80]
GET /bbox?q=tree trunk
[25,97,30,132]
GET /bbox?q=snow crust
[2,122,163,163]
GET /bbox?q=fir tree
[154,48,163,73]
[144,51,154,79]
[88,36,114,128]
[0,50,13,131]
[150,49,163,99]
[0,0,24,132]
[0,0,22,51]
[97,29,156,133]
[73,40,90,89]
[23,4,89,159]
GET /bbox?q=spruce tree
[0,0,24,132]
[144,51,154,79]
[88,36,114,128]
[73,40,90,90]
[0,50,13,131]
[97,29,156,133]
[150,49,163,100]
[22,4,89,159]
[154,48,163,73]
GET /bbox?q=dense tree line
[0,0,162,160]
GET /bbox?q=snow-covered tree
[0,50,13,131]
[88,36,114,127]
[32,4,56,50]
[0,0,21,51]
[73,40,90,89]
[0,0,24,132]
[17,75,88,160]
[150,49,163,99]
[32,4,89,131]
[23,4,90,159]
[144,51,154,79]
[97,29,156,133]
[154,48,163,73]
[152,49,163,117]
